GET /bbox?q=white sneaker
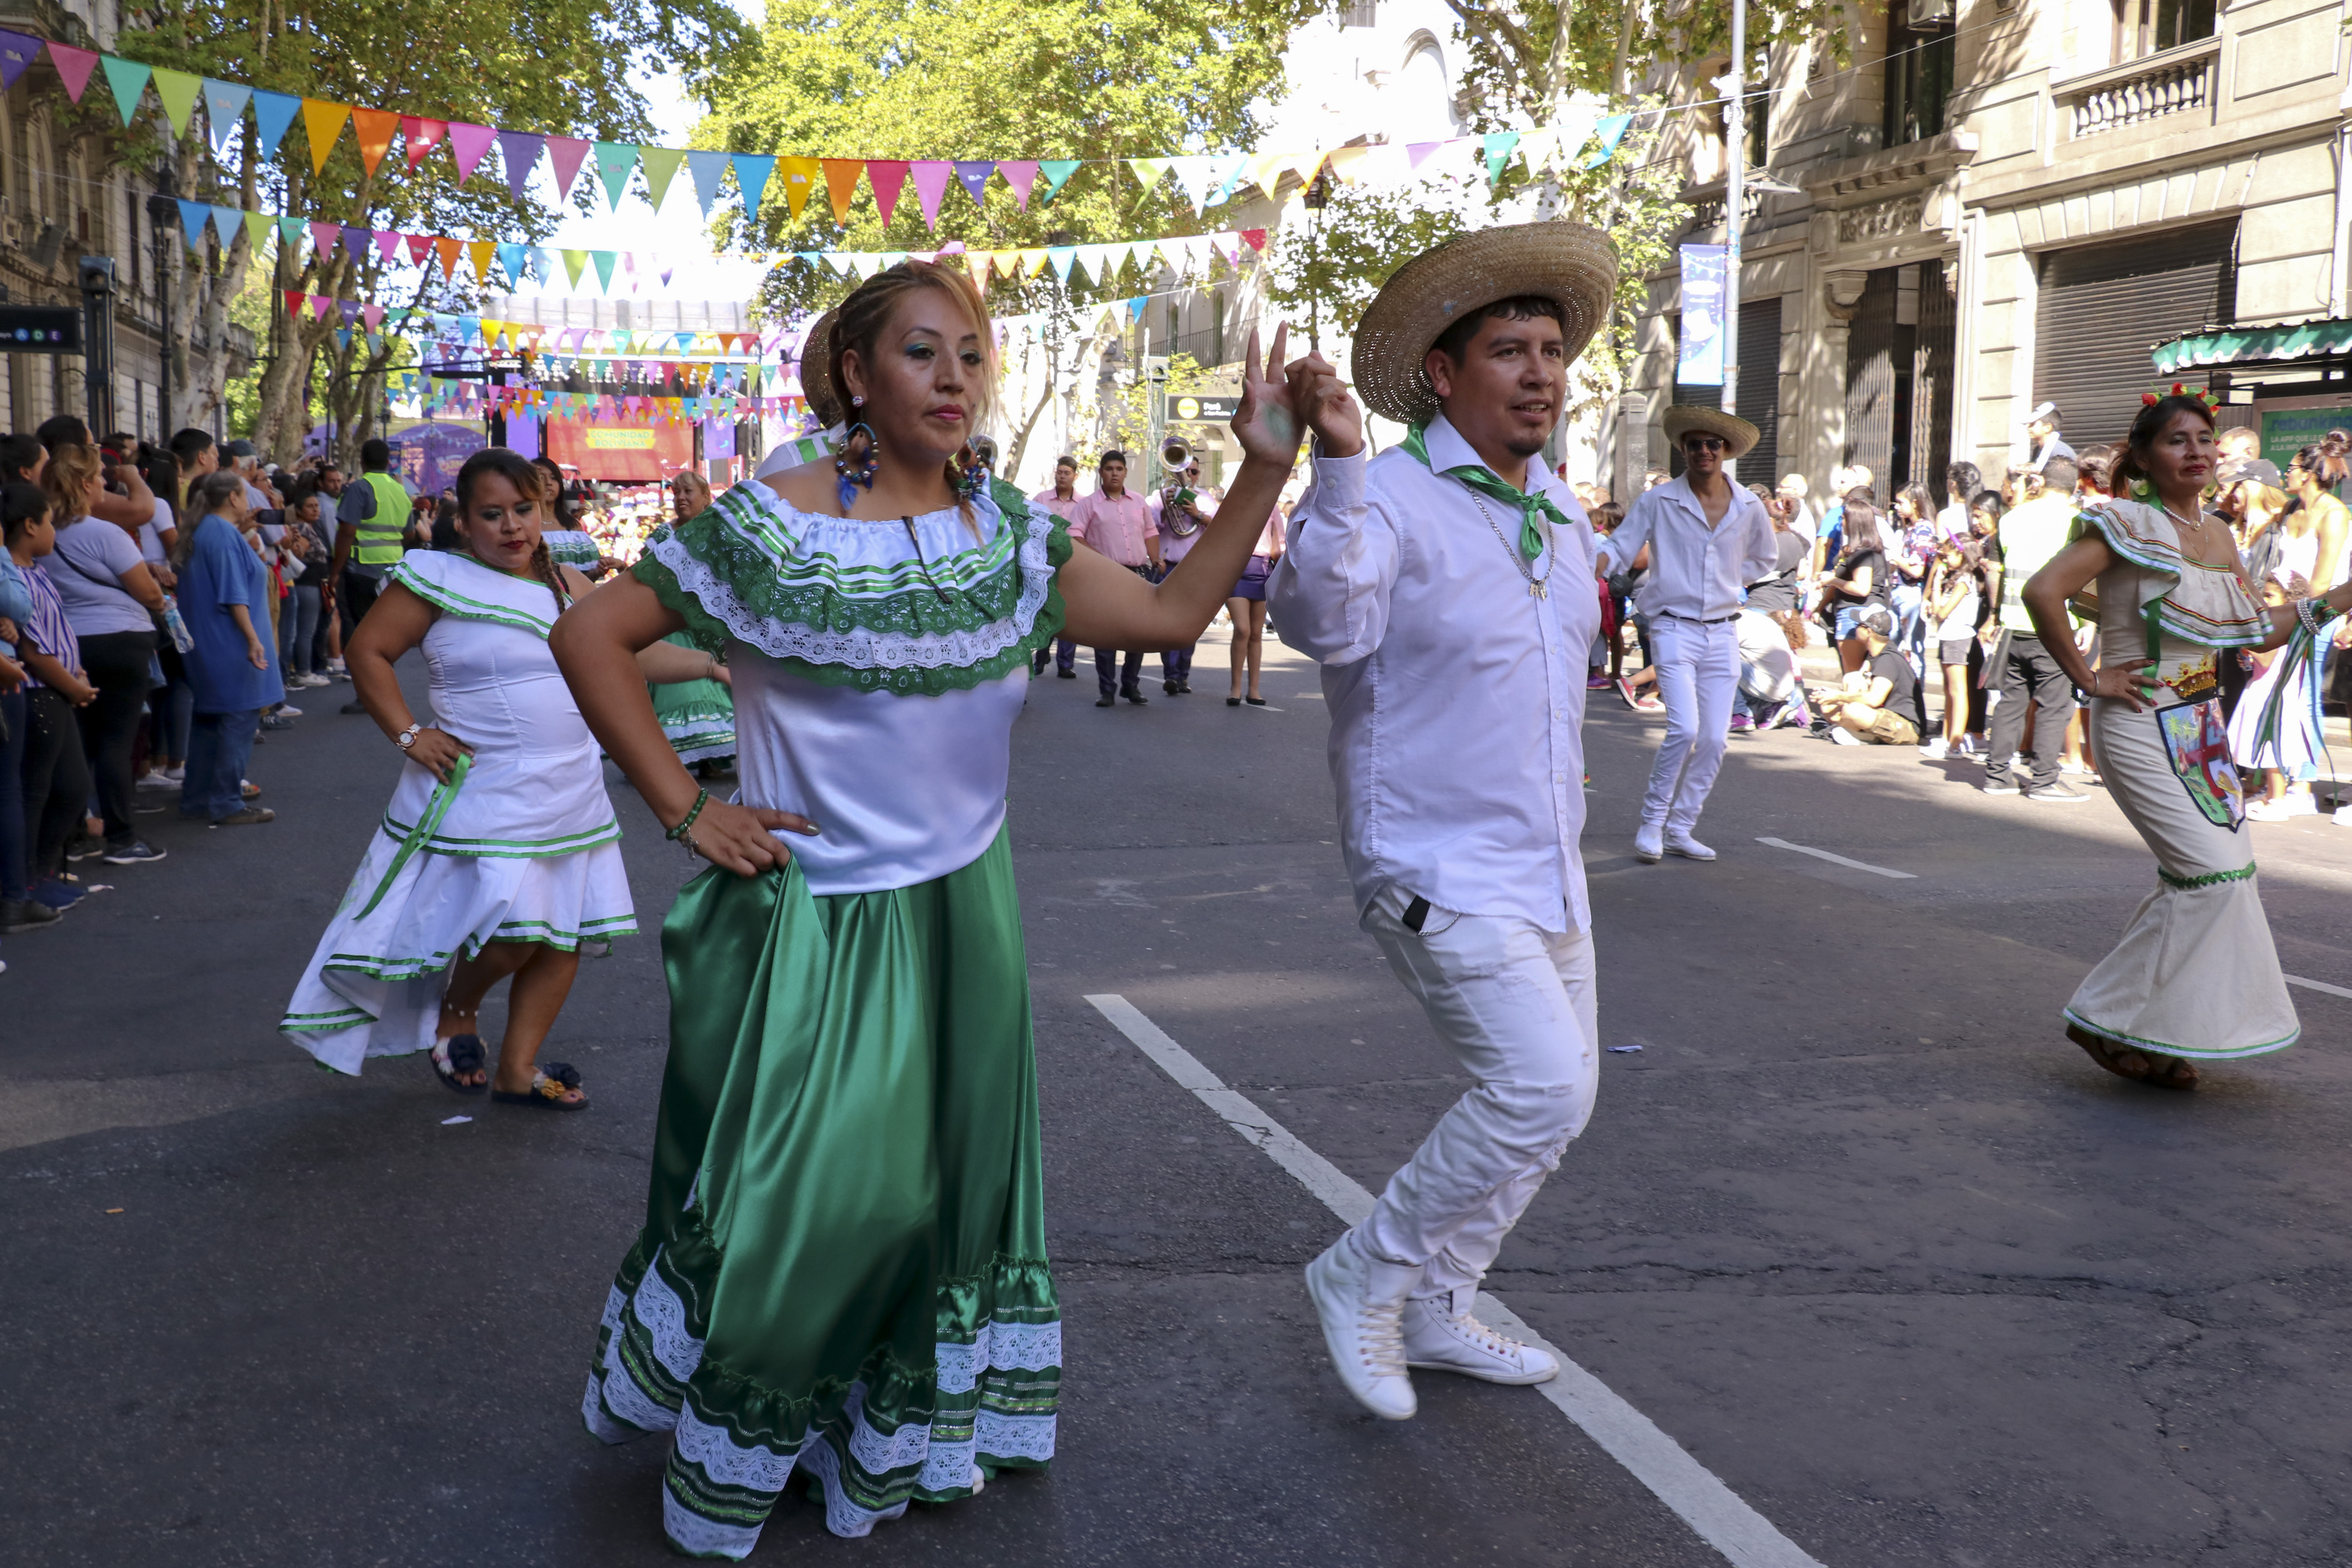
[275,703,303,717]
[1401,1293,1559,1386]
[1633,824,1664,863]
[1303,1238,1418,1420]
[1917,737,1949,759]
[1665,832,1717,861]
[135,771,177,791]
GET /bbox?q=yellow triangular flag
[302,99,350,175]
[779,157,820,222]
[465,239,495,280]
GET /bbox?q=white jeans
[1639,615,1740,835]
[1354,887,1599,1302]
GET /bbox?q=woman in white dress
[278,450,634,1109]
[2023,392,2352,1089]
[549,260,1317,1557]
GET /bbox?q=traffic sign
[0,306,79,352]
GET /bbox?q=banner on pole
[1676,244,1726,388]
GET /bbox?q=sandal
[2069,1023,2198,1091]
[431,1034,488,1094]
[492,1061,589,1111]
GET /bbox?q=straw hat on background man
[1661,405,1760,460]
[1350,221,1620,428]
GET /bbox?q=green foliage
[1433,0,1855,117]
[1099,351,1214,464]
[692,0,1317,318]
[1262,173,1479,344]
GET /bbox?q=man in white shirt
[1595,407,1778,863]
[1270,221,1618,1423]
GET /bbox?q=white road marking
[1755,836,1917,880]
[2286,974,2352,1002]
[1086,992,1828,1568]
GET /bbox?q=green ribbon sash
[357,750,471,918]
[1402,420,1572,560]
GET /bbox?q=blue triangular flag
[201,79,250,154]
[731,153,775,222]
[175,199,210,252]
[251,90,300,158]
[495,242,527,289]
[1586,114,1632,168]
[684,149,731,217]
[209,204,241,245]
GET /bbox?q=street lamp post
[146,186,177,437]
[1721,0,1746,481]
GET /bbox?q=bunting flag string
[8,27,1637,235]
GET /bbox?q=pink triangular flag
[910,161,953,230]
[309,294,333,322]
[307,220,340,258]
[545,136,590,203]
[998,160,1039,210]
[447,122,497,182]
[48,43,97,102]
[373,229,400,261]
[866,160,910,227]
[361,303,385,329]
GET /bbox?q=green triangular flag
[99,56,152,129]
[591,251,618,292]
[1037,160,1080,203]
[561,249,587,288]
[242,211,270,253]
[593,141,637,211]
[638,147,685,210]
[1482,131,1520,187]
[149,68,201,137]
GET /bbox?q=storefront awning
[2151,318,2352,375]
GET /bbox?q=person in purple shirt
[173,471,283,826]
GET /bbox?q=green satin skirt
[582,828,1059,1561]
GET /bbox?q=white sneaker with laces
[1917,737,1949,759]
[1664,832,1717,861]
[1303,1238,1418,1420]
[1633,824,1664,863]
[1401,1291,1559,1386]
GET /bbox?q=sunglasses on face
[1683,436,1726,453]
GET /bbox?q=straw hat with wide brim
[1351,222,1620,427]
[795,308,844,428]
[1662,405,1760,460]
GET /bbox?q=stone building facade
[1630,0,2348,489]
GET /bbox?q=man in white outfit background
[1267,222,1618,1422]
[1595,407,1779,864]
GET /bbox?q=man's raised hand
[1284,350,1363,460]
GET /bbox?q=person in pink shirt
[1153,458,1213,693]
[1031,456,1082,678]
[1069,451,1160,706]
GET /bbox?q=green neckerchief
[1402,419,1572,560]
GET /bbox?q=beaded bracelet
[665,789,710,844]
[2298,597,2337,637]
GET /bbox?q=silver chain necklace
[1463,488,1555,599]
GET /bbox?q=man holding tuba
[1153,436,1214,694]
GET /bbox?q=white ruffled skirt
[279,752,637,1074]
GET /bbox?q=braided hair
[454,448,571,612]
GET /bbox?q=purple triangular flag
[951,160,993,210]
[0,31,41,90]
[495,131,544,200]
[448,123,497,183]
[341,227,369,264]
[339,300,360,326]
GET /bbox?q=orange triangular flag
[350,107,398,176]
[820,159,862,224]
[465,239,495,280]
[432,236,461,277]
[302,99,351,175]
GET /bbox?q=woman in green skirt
[551,259,1312,1558]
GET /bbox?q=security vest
[354,471,409,566]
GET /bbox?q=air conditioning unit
[1905,0,1954,25]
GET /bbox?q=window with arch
[1397,35,1454,141]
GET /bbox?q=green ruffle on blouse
[633,475,1071,698]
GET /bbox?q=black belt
[1657,611,1738,625]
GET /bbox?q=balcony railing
[2056,36,2221,139]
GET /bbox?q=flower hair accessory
[2143,382,2223,414]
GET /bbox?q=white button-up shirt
[1598,475,1778,622]
[1269,415,1600,935]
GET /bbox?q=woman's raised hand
[1232,323,1364,465]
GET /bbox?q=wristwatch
[395,722,422,751]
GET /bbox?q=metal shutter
[2033,220,2237,454]
[1671,298,1781,481]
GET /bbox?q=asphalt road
[6,624,2352,1567]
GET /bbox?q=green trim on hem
[2157,861,2257,890]
[2063,1007,2299,1060]
[318,915,639,980]
[376,814,622,858]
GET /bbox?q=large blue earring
[834,420,878,513]
[953,441,987,500]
